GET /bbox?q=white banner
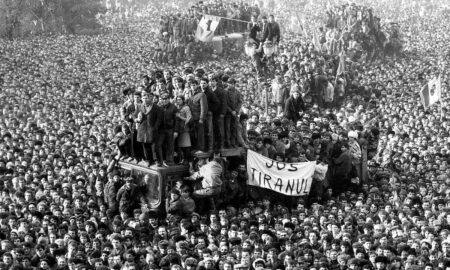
[247,150,316,196]
[195,15,221,42]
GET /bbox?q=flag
[336,51,345,76]
[312,28,322,52]
[299,17,308,38]
[289,16,298,33]
[195,15,220,42]
[290,16,308,38]
[420,76,442,107]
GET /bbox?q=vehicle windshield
[134,170,161,207]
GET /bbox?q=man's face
[112,239,120,248]
[210,80,217,88]
[3,255,11,264]
[142,94,153,105]
[200,81,208,89]
[158,227,167,237]
[161,96,169,106]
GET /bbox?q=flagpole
[201,13,250,24]
[439,74,443,121]
[335,51,343,86]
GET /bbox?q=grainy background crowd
[0,0,450,269]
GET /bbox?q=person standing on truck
[157,92,178,166]
[135,91,163,167]
[188,80,208,152]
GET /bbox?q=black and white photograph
[0,0,450,269]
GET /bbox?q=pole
[263,82,268,116]
[201,13,250,24]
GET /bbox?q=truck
[115,148,245,217]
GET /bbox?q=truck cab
[116,161,190,217]
[115,147,244,216]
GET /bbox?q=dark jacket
[226,86,242,114]
[116,183,140,213]
[332,150,352,184]
[203,87,220,113]
[166,197,183,218]
[248,22,261,41]
[136,104,162,143]
[271,22,281,43]
[160,102,178,130]
[261,22,272,43]
[189,90,208,121]
[284,96,305,123]
[104,180,120,207]
[212,86,228,115]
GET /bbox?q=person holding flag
[334,51,346,107]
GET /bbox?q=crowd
[105,0,260,64]
[0,0,450,269]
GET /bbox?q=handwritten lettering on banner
[246,150,316,196]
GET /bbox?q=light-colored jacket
[324,82,334,102]
[191,160,223,189]
[349,139,362,165]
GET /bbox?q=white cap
[348,130,359,139]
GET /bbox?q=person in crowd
[248,15,261,45]
[122,90,142,161]
[237,113,250,149]
[330,141,353,195]
[200,78,220,153]
[348,130,362,180]
[200,77,222,152]
[135,91,163,167]
[185,157,223,211]
[165,188,183,220]
[210,76,227,150]
[0,0,449,269]
[224,77,242,148]
[284,88,306,123]
[179,185,196,217]
[260,15,272,43]
[116,176,140,218]
[175,95,192,164]
[157,92,178,166]
[272,72,289,116]
[188,80,208,153]
[103,170,122,219]
[268,14,281,44]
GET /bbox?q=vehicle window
[133,170,161,207]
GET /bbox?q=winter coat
[116,183,140,213]
[284,96,305,123]
[226,86,243,114]
[160,103,178,130]
[136,104,162,143]
[189,91,208,121]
